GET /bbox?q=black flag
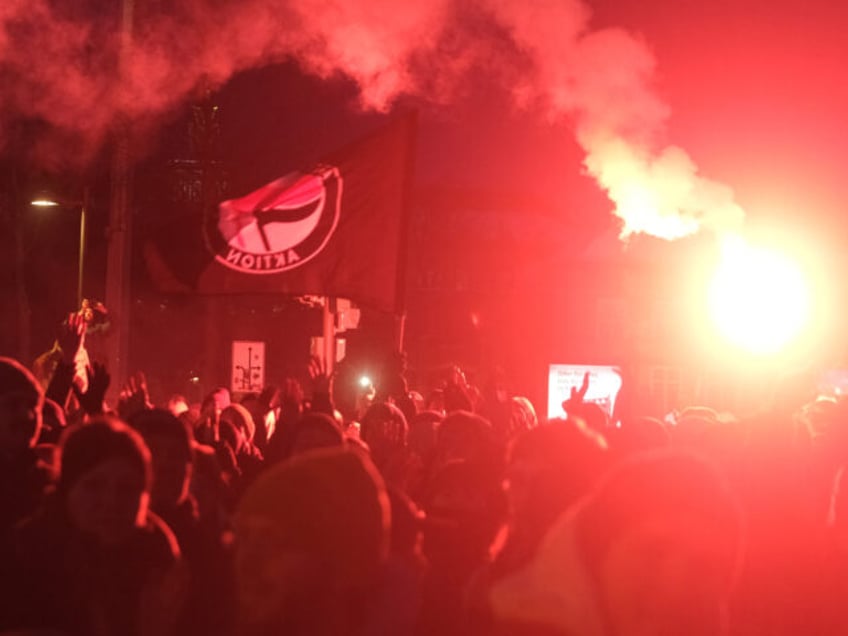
[198,114,415,313]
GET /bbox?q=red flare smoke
[0,0,744,237]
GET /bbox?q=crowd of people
[1,310,848,636]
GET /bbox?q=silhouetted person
[492,418,609,576]
[418,458,506,636]
[0,357,53,532]
[2,418,186,636]
[488,451,744,636]
[234,448,389,636]
[431,410,498,478]
[608,415,670,459]
[220,403,264,488]
[361,402,411,487]
[131,408,236,636]
[265,411,345,466]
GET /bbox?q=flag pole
[393,111,417,355]
[395,312,406,353]
[322,296,336,375]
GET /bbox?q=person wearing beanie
[235,448,390,636]
[1,419,187,636]
[265,411,346,467]
[0,356,52,532]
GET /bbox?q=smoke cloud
[483,0,744,239]
[0,0,744,238]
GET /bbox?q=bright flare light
[709,236,810,355]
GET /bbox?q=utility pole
[8,168,31,363]
[103,0,135,390]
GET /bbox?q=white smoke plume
[0,0,744,239]
[483,0,744,239]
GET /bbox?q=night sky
[2,0,847,401]
[2,0,844,231]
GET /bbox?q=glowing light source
[359,375,372,388]
[30,192,88,307]
[31,198,60,207]
[708,235,809,355]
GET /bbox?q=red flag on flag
[198,114,416,313]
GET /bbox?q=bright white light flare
[709,236,809,355]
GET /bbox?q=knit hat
[237,448,390,585]
[130,408,193,461]
[58,418,152,495]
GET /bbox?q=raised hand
[308,355,333,396]
[74,362,111,416]
[307,356,336,416]
[562,371,591,415]
[118,371,153,420]
[572,371,590,402]
[57,312,86,364]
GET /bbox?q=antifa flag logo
[215,166,342,274]
[199,114,415,310]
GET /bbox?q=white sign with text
[232,341,265,394]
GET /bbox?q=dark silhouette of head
[578,451,744,636]
[361,401,408,469]
[610,416,670,457]
[289,412,345,458]
[433,410,494,473]
[408,409,444,461]
[267,412,345,465]
[130,408,194,509]
[235,448,389,633]
[58,418,152,546]
[503,418,609,548]
[421,458,505,569]
[489,451,743,636]
[0,357,44,458]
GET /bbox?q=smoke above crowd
[0,0,744,239]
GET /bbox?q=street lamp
[31,188,89,308]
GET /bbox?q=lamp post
[31,188,89,308]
